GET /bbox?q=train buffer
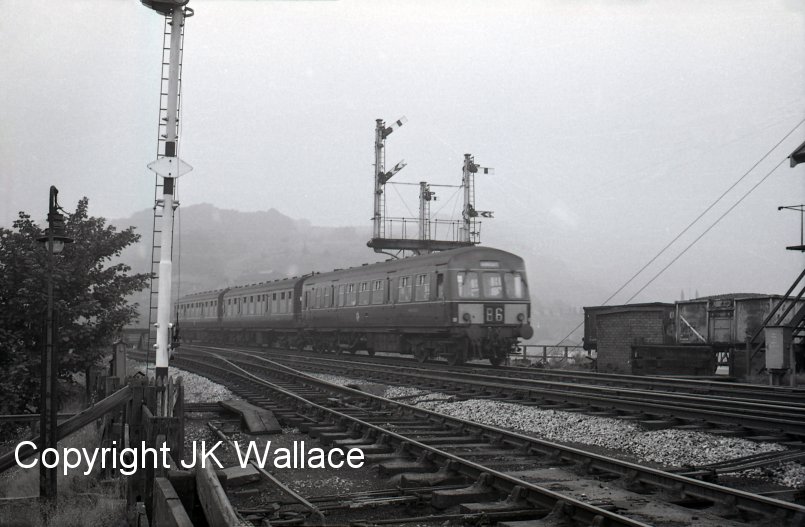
[219,399,282,434]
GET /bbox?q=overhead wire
[599,116,805,308]
[389,182,417,218]
[553,117,805,346]
[623,156,788,303]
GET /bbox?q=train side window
[371,280,383,304]
[456,272,480,298]
[358,281,370,305]
[347,283,357,306]
[398,276,412,303]
[324,285,332,307]
[414,273,430,301]
[436,273,444,300]
[337,285,345,307]
[482,272,503,298]
[504,272,524,298]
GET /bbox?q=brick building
[593,305,675,374]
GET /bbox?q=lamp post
[36,186,72,500]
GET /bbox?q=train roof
[225,276,300,296]
[305,246,524,284]
[177,246,524,301]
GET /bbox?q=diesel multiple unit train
[174,246,533,365]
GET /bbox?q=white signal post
[143,1,193,396]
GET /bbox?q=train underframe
[180,324,521,366]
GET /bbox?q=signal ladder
[466,173,477,242]
[145,14,185,369]
[378,145,387,238]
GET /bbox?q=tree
[0,198,149,416]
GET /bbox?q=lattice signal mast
[461,154,494,244]
[141,0,193,392]
[371,117,408,243]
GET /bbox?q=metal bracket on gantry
[368,118,483,256]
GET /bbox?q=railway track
[176,345,805,445]
[159,346,805,526]
[180,342,805,404]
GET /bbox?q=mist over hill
[114,204,590,343]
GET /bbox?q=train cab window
[436,273,444,300]
[414,274,430,301]
[482,273,503,298]
[398,276,412,303]
[358,282,370,305]
[504,272,524,298]
[371,280,384,304]
[456,272,480,298]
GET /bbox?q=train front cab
[447,250,533,365]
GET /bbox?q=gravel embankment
[303,371,805,488]
[127,360,235,402]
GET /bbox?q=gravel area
[728,461,805,488]
[302,370,805,488]
[127,359,235,402]
[302,372,360,386]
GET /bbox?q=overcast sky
[1,0,804,304]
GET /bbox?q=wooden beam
[195,447,249,526]
[0,386,132,474]
[152,477,194,527]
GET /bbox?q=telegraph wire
[554,117,805,346]
[624,156,788,303]
[600,116,804,308]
